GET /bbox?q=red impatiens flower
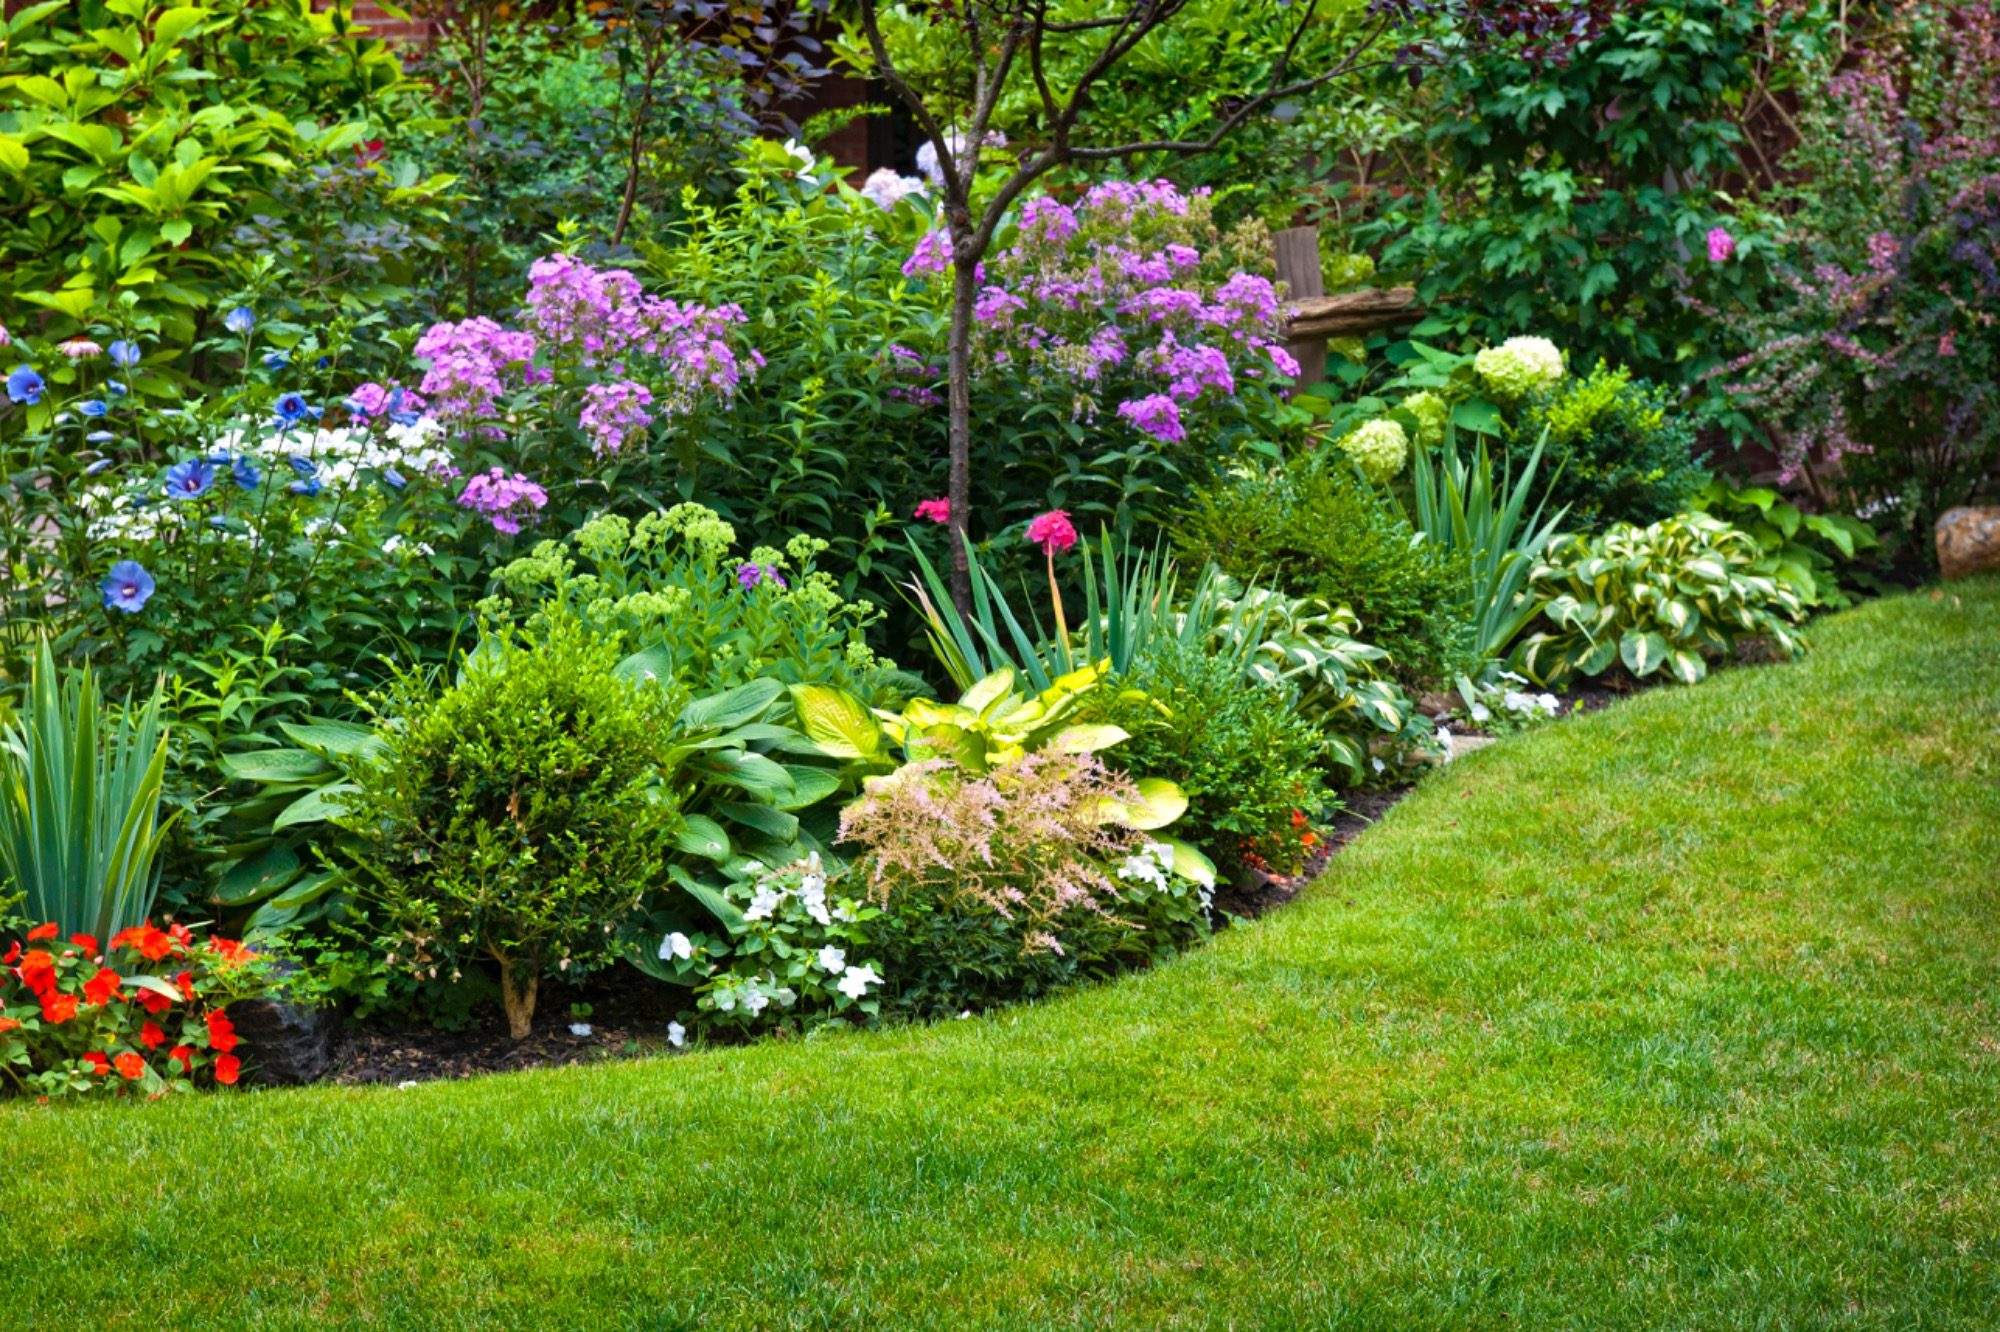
[39,992,77,1025]
[110,924,175,962]
[114,1052,146,1081]
[70,933,100,956]
[168,1045,195,1072]
[211,937,254,967]
[25,922,58,942]
[167,922,194,953]
[174,971,196,1001]
[140,1020,166,1050]
[18,949,56,995]
[2,942,18,965]
[138,988,174,1016]
[206,1010,239,1053]
[82,966,124,1007]
[0,1017,20,1033]
[213,1054,240,1085]
[82,1051,110,1075]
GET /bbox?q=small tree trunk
[946,245,979,614]
[495,952,538,1041]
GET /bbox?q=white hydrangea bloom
[1474,336,1566,401]
[1337,418,1410,484]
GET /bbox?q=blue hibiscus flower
[107,340,142,369]
[7,365,44,405]
[224,308,256,335]
[163,459,217,500]
[101,561,155,613]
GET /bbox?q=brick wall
[341,1,439,42]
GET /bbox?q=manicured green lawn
[6,580,1999,1329]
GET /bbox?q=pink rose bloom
[1706,227,1736,263]
[1025,509,1078,556]
[915,497,951,524]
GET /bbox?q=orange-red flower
[70,933,99,956]
[140,1020,166,1050]
[206,1010,239,1053]
[114,1052,145,1081]
[174,970,196,1001]
[18,949,56,995]
[110,924,175,962]
[39,991,78,1024]
[25,922,58,942]
[81,1050,110,1075]
[0,1017,19,1034]
[168,1044,195,1072]
[81,966,123,1007]
[1,942,17,965]
[213,1054,240,1085]
[137,987,173,1016]
[167,922,194,953]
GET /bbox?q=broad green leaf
[0,135,26,175]
[1667,649,1706,684]
[273,782,357,829]
[1040,723,1129,755]
[959,668,1015,715]
[716,801,799,842]
[219,749,329,783]
[787,684,884,759]
[278,719,384,759]
[674,814,730,861]
[1619,630,1669,677]
[773,765,842,810]
[1154,835,1216,889]
[1100,776,1188,831]
[678,678,782,733]
[212,845,300,904]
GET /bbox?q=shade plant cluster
[0,0,1920,1095]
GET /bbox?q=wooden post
[1272,225,1325,386]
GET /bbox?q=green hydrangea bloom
[1474,336,1566,402]
[1403,391,1449,449]
[1336,418,1410,484]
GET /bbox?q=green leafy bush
[1508,362,1706,528]
[1085,640,1331,879]
[1177,456,1475,684]
[1690,480,1880,610]
[337,609,688,1038]
[835,752,1213,1018]
[1519,512,1807,686]
[0,0,438,373]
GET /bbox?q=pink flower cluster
[414,317,541,425]
[1025,509,1078,555]
[579,380,655,456]
[900,179,1293,447]
[457,468,548,535]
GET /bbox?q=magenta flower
[457,468,547,535]
[579,379,655,456]
[1025,509,1078,556]
[1707,227,1736,263]
[1116,393,1185,444]
[915,497,951,524]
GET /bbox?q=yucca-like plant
[1409,426,1569,661]
[0,640,175,941]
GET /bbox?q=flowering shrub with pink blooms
[1707,0,2000,550]
[896,180,1292,539]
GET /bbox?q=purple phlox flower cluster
[1123,287,1208,326]
[1204,273,1281,337]
[579,380,656,456]
[1261,343,1302,380]
[415,317,540,424]
[1116,394,1185,444]
[1081,179,1194,220]
[903,229,954,279]
[1159,340,1236,402]
[523,255,754,413]
[457,467,548,535]
[1019,197,1079,247]
[973,286,1028,325]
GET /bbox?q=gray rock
[231,963,340,1085]
[1937,506,2000,581]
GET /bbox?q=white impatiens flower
[836,965,882,999]
[569,1023,593,1037]
[1371,757,1387,774]
[667,1021,686,1048]
[1469,701,1492,723]
[816,945,847,974]
[658,931,694,962]
[1502,689,1536,715]
[1115,841,1174,889]
[743,988,771,1015]
[743,883,784,922]
[1436,726,1455,760]
[1536,693,1561,716]
[797,854,832,926]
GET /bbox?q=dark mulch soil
[323,973,685,1086]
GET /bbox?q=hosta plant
[1690,480,1881,610]
[1518,512,1808,686]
